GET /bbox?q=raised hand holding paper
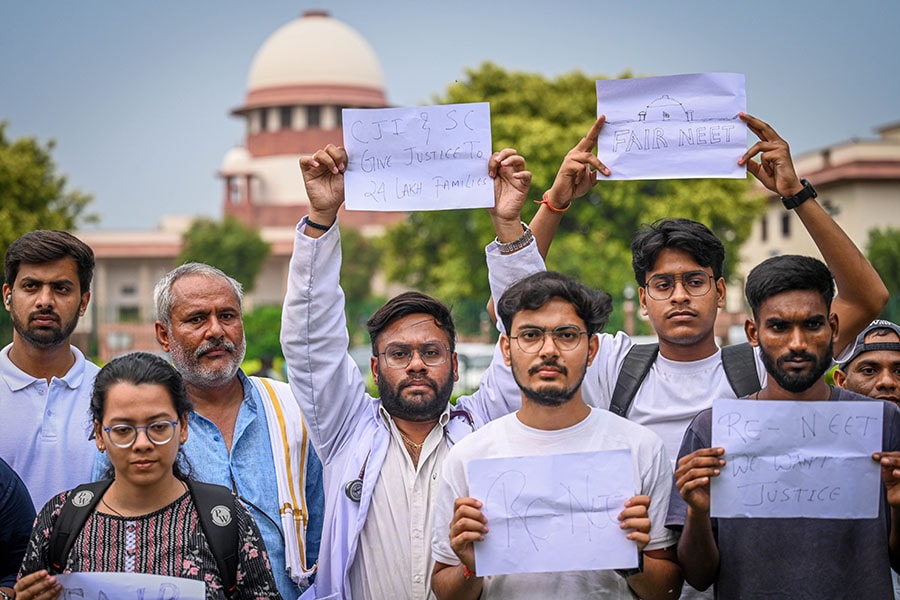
[596,73,747,180]
[342,102,493,211]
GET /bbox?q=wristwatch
[780,178,817,210]
[494,222,534,255]
[0,588,13,599]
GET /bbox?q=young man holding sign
[431,271,680,600]
[667,255,900,598]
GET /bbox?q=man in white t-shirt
[431,271,680,600]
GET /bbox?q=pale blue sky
[2,0,896,230]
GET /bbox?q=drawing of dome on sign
[639,95,694,123]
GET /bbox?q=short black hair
[745,255,835,320]
[5,230,95,294]
[631,218,725,286]
[497,271,613,335]
[366,291,456,355]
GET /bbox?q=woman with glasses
[15,352,282,600]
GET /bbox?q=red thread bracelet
[535,191,570,214]
[462,564,475,580]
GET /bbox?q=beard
[377,369,454,422]
[511,358,584,407]
[760,340,834,394]
[12,308,79,348]
[169,335,246,388]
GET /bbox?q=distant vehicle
[455,342,498,394]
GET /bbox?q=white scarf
[251,376,317,588]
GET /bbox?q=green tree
[341,227,381,300]
[867,227,900,322]
[242,304,283,360]
[0,121,96,259]
[379,63,764,313]
[177,216,270,292]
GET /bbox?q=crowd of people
[1,110,899,600]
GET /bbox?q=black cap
[840,320,900,370]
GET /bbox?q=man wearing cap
[834,319,900,405]
[834,318,900,598]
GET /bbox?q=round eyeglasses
[103,420,180,449]
[379,342,451,369]
[644,271,714,301]
[508,326,588,354]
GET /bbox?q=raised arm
[530,115,611,259]
[281,145,368,461]
[739,113,888,354]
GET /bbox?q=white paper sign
[710,398,883,519]
[56,572,205,600]
[468,450,638,577]
[596,73,747,180]
[342,103,493,211]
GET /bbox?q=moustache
[400,375,437,391]
[528,361,568,376]
[195,338,236,359]
[29,310,60,323]
[777,351,817,366]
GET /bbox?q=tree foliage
[341,227,381,300]
[177,216,270,292]
[867,226,900,294]
[0,121,96,259]
[242,304,283,360]
[379,63,764,305]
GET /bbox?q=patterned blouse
[19,488,282,600]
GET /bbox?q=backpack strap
[48,480,113,574]
[186,480,239,600]
[609,344,659,418]
[721,342,762,398]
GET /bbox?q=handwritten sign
[342,103,493,211]
[596,73,747,180]
[55,572,205,600]
[710,399,883,519]
[468,450,637,577]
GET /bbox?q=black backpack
[609,342,760,418]
[48,479,239,599]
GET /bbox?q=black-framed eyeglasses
[644,271,714,301]
[103,420,180,449]
[379,342,451,369]
[509,326,588,353]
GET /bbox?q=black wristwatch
[614,551,644,578]
[781,178,817,210]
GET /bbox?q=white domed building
[220,9,404,232]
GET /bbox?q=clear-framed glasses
[103,420,180,449]
[509,326,588,354]
[379,342,451,369]
[644,271,714,301]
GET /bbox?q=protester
[834,319,900,405]
[0,457,35,600]
[152,263,323,598]
[667,255,900,597]
[1,230,99,510]
[17,352,281,600]
[281,144,531,599]
[485,113,887,461]
[431,271,680,600]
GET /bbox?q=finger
[489,149,519,176]
[500,153,526,171]
[620,517,651,534]
[575,115,606,151]
[740,112,781,144]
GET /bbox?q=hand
[874,451,900,506]
[14,570,62,600]
[448,497,488,572]
[737,113,804,198]
[675,447,725,515]
[298,144,348,222]
[618,494,652,552]
[488,148,532,223]
[545,116,611,210]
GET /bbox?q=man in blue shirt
[0,457,34,599]
[154,262,324,599]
